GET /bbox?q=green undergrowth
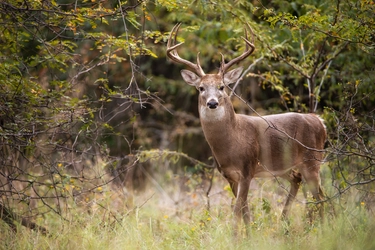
[1,196,374,250]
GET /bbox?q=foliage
[0,0,155,229]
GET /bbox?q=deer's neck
[199,98,237,144]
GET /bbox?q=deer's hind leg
[300,162,325,221]
[281,170,302,220]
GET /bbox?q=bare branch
[230,56,264,97]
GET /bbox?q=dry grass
[1,173,374,250]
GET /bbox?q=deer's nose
[207,99,218,109]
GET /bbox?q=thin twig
[228,87,327,153]
[230,56,264,97]
[314,60,332,112]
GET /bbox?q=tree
[0,0,156,231]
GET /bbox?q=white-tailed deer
[167,23,326,231]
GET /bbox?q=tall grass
[1,177,374,250]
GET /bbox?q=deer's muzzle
[207,99,219,109]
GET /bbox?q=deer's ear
[181,70,201,87]
[223,67,243,85]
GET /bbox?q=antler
[166,23,206,77]
[219,23,255,74]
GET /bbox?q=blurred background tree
[0,0,374,232]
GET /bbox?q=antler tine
[166,23,182,62]
[166,23,205,77]
[220,23,255,74]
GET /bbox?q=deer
[166,23,326,233]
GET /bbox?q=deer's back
[238,112,326,176]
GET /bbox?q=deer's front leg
[233,178,251,235]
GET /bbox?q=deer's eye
[218,86,225,91]
[198,87,205,92]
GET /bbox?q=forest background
[0,0,375,248]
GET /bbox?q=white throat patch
[199,106,226,121]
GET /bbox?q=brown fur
[166,24,326,232]
[182,71,326,231]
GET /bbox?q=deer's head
[166,23,255,118]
